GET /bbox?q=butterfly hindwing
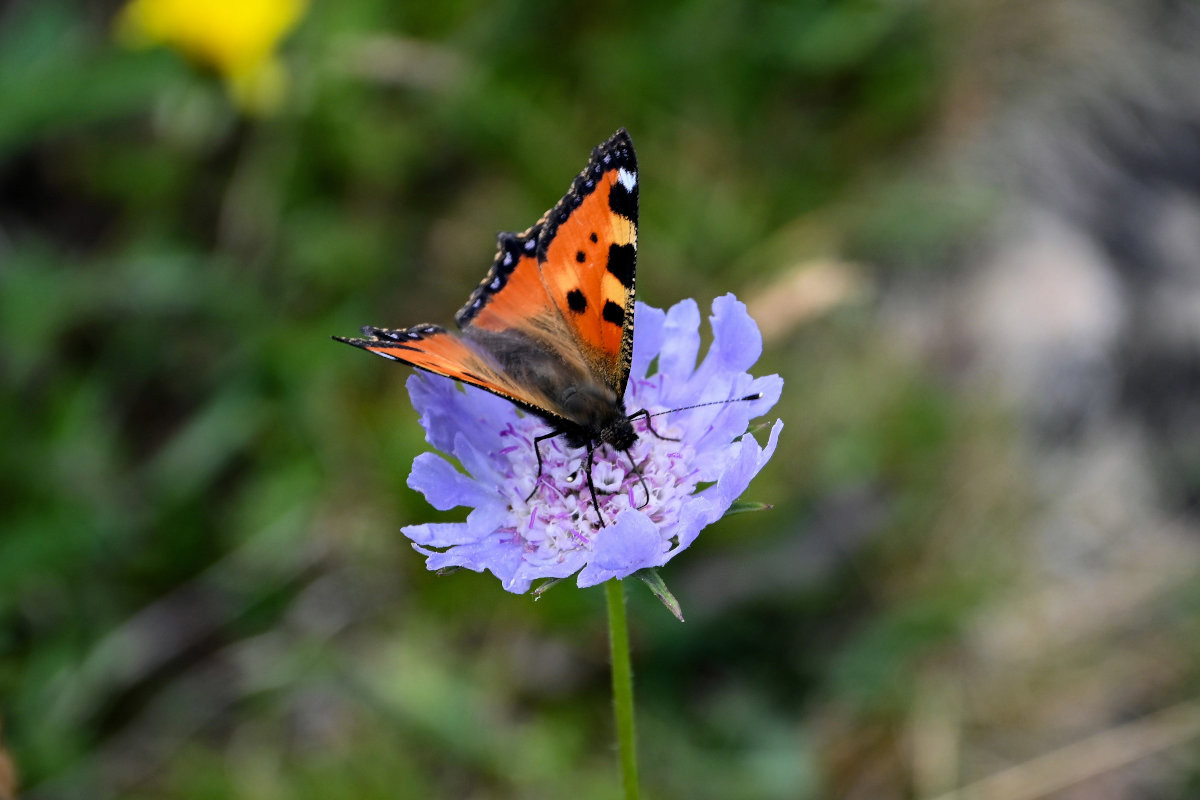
[536,130,638,398]
[336,323,568,422]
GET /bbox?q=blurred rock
[963,210,1124,443]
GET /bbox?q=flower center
[495,411,698,561]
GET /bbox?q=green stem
[605,578,640,800]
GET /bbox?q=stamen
[501,396,707,558]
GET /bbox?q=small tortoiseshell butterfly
[335,129,645,521]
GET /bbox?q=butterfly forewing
[455,228,547,333]
[537,130,638,398]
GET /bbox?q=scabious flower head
[405,294,783,594]
[116,0,307,114]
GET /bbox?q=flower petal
[511,549,589,589]
[670,494,723,555]
[404,521,477,547]
[408,452,491,511]
[465,500,513,538]
[576,511,663,587]
[664,418,783,555]
[657,299,701,396]
[408,373,515,455]
[747,373,785,417]
[706,419,783,516]
[414,536,530,592]
[687,373,784,470]
[678,295,763,406]
[708,293,763,374]
[630,302,666,380]
[452,432,506,485]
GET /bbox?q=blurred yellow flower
[116,0,308,114]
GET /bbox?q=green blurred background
[4,0,1200,798]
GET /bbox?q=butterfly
[335,129,647,522]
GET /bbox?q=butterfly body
[336,130,642,503]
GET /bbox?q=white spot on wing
[617,168,637,192]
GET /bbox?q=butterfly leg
[584,440,607,526]
[623,450,653,510]
[526,431,562,502]
[626,409,680,442]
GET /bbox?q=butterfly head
[557,384,637,451]
[599,415,638,452]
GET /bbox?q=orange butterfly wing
[335,129,638,423]
[339,321,570,421]
[334,225,572,418]
[536,131,638,397]
[454,226,577,348]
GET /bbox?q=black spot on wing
[589,232,598,243]
[537,129,638,261]
[608,179,637,221]
[575,250,586,263]
[606,243,636,290]
[602,300,625,327]
[567,288,588,313]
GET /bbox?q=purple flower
[403,294,783,593]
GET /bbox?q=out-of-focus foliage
[4,0,1200,798]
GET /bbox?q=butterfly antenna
[627,392,763,440]
[648,392,763,419]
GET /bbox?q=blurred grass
[6,0,1191,798]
